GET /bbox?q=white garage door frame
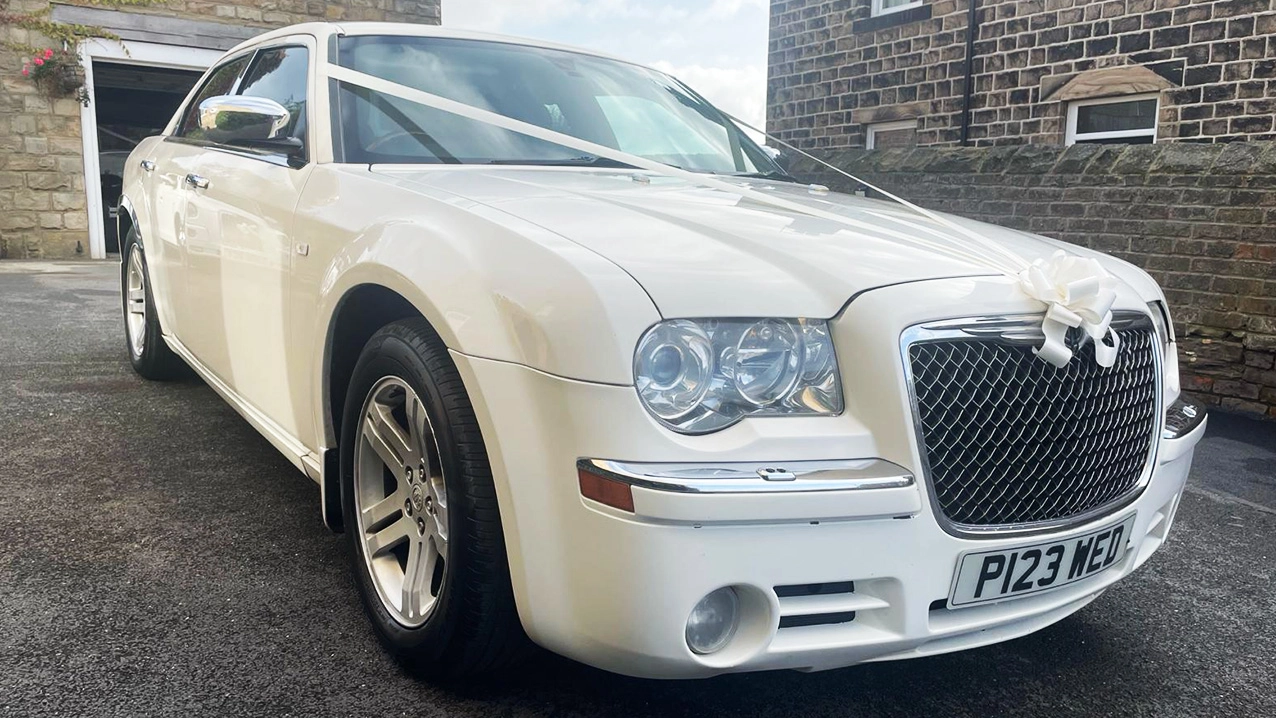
[78,39,224,259]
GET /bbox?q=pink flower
[33,58,44,66]
[44,48,53,59]
[21,67,29,77]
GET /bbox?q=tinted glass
[1076,100,1157,134]
[333,36,781,176]
[238,46,310,147]
[176,56,250,137]
[1076,135,1154,145]
[870,125,917,149]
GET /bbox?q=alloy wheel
[125,248,147,358]
[354,376,450,628]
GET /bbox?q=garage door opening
[92,61,201,253]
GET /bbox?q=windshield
[332,35,783,176]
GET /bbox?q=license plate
[949,514,1136,607]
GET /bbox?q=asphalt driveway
[1,261,1273,718]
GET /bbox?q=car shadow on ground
[395,597,1154,718]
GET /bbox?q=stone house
[768,0,1276,417]
[0,0,442,260]
[767,0,1276,150]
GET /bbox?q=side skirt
[164,334,323,485]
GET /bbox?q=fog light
[685,587,740,655]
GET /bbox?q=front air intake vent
[773,580,892,630]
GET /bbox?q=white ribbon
[1017,251,1121,368]
[720,112,1032,274]
[328,65,1023,275]
[331,65,1122,368]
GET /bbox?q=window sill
[855,4,932,33]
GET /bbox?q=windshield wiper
[730,170,801,183]
[486,156,721,176]
[487,156,635,168]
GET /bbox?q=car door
[179,40,316,439]
[141,54,252,337]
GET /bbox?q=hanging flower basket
[22,48,86,101]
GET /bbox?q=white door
[148,53,256,345]
[179,41,316,437]
[135,138,205,333]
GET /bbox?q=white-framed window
[866,119,918,149]
[1065,93,1160,146]
[872,0,923,17]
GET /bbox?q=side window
[1066,95,1159,146]
[237,46,310,155]
[176,56,250,137]
[866,119,918,150]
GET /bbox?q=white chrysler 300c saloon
[118,22,1207,679]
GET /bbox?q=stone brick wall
[0,0,441,259]
[768,0,1276,149]
[791,140,1276,418]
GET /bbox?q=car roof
[222,21,633,66]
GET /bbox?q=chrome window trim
[578,458,914,494]
[162,136,302,169]
[899,310,1164,540]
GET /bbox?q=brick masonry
[0,0,441,259]
[768,0,1276,149]
[792,141,1276,417]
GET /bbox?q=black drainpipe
[960,0,981,146]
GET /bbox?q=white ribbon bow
[1017,251,1121,368]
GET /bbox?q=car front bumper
[453,276,1208,679]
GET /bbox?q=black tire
[340,318,527,680]
[121,229,187,380]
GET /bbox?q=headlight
[633,320,713,421]
[634,318,844,434]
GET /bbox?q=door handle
[140,159,156,172]
[184,173,209,190]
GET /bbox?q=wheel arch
[318,271,518,532]
[320,281,430,531]
[322,283,425,452]
[117,195,140,251]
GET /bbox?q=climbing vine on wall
[1,0,164,103]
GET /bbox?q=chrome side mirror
[197,95,293,147]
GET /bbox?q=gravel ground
[1,261,1273,718]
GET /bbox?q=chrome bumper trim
[1163,396,1207,440]
[577,458,915,494]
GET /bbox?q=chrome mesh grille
[908,324,1158,528]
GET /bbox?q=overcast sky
[443,0,769,129]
